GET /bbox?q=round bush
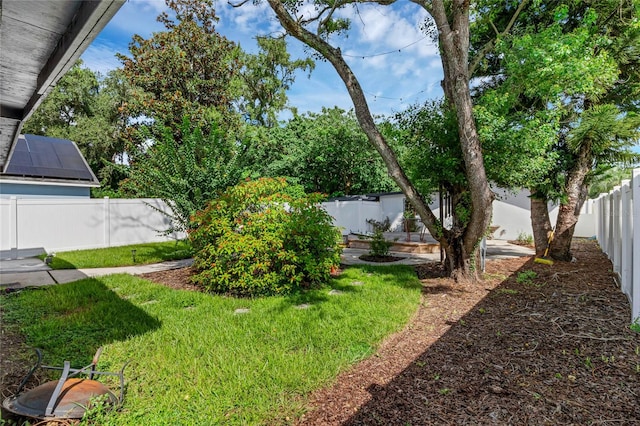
[189,178,342,296]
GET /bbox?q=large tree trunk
[424,0,495,273]
[530,194,553,256]
[266,0,493,280]
[443,234,480,281]
[550,142,591,261]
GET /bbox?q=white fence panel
[596,168,640,322]
[621,180,632,299]
[17,198,105,252]
[633,170,640,321]
[322,200,381,235]
[108,199,177,246]
[0,199,13,252]
[0,197,184,257]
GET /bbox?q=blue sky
[80,0,444,117]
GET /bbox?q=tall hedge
[189,178,342,296]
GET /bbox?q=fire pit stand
[2,347,128,420]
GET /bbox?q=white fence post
[597,194,607,248]
[602,194,610,255]
[632,169,640,321]
[103,196,111,248]
[621,180,632,297]
[10,196,18,256]
[612,186,622,274]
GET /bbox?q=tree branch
[265,0,443,240]
[468,0,529,77]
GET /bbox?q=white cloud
[80,42,122,75]
[217,1,280,37]
[107,0,167,37]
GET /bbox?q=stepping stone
[350,281,364,286]
[141,300,158,305]
[295,303,311,309]
[234,308,250,315]
[328,289,343,295]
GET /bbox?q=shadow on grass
[43,256,77,269]
[144,240,193,263]
[40,240,193,270]
[275,264,423,312]
[2,278,161,367]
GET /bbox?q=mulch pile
[299,239,640,425]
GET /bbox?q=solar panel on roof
[2,135,97,182]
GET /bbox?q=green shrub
[516,232,534,246]
[369,229,392,257]
[366,216,391,232]
[189,178,342,296]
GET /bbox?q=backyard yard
[2,239,640,424]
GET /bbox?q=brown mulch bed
[300,239,640,425]
[2,239,640,425]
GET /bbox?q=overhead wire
[342,35,430,59]
[341,34,434,106]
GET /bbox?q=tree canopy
[23,62,130,192]
[117,0,242,140]
[244,107,397,196]
[471,0,640,259]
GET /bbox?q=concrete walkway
[0,241,533,290]
[0,258,194,290]
[341,240,534,265]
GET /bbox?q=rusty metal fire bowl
[2,347,127,420]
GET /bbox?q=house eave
[0,176,100,188]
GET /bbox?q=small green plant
[497,288,519,295]
[516,270,537,284]
[189,178,342,296]
[438,388,451,395]
[81,393,115,424]
[368,229,393,258]
[630,319,640,333]
[584,357,593,369]
[601,355,614,363]
[516,232,534,246]
[403,210,418,232]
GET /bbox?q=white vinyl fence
[323,190,597,241]
[1,197,184,258]
[594,169,640,322]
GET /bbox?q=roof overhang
[0,0,125,172]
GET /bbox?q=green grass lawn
[2,265,421,425]
[38,240,193,269]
